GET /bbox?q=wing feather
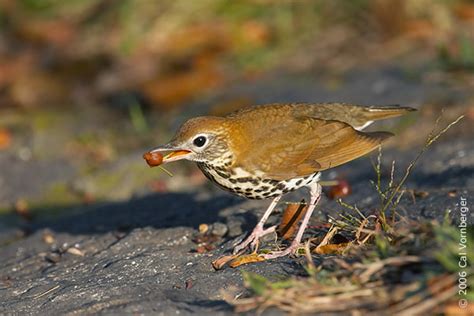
[236,116,391,180]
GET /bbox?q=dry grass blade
[231,254,461,315]
[389,274,457,315]
[355,215,377,244]
[357,256,423,283]
[33,285,60,299]
[314,225,337,249]
[381,114,464,213]
[318,180,340,186]
[158,165,174,177]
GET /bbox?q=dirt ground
[1,65,473,314]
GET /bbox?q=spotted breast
[197,162,320,200]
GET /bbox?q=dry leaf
[66,247,85,256]
[0,128,12,150]
[229,253,265,268]
[42,231,56,245]
[14,199,31,221]
[148,180,168,193]
[0,53,34,87]
[10,72,67,108]
[82,192,95,204]
[141,66,223,110]
[195,244,215,254]
[314,242,351,255]
[448,190,457,197]
[278,200,307,240]
[17,19,76,46]
[240,20,271,46]
[212,255,238,270]
[193,229,219,254]
[455,3,474,21]
[163,23,228,56]
[185,279,193,289]
[199,224,209,234]
[413,190,429,198]
[402,20,435,40]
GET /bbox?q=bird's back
[228,102,415,130]
[223,102,414,180]
[189,102,415,199]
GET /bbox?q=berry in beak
[143,145,192,167]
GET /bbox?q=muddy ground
[1,66,473,314]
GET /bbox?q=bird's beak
[149,144,192,163]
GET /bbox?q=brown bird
[146,103,415,259]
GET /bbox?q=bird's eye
[193,136,207,147]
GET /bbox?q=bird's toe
[260,242,302,260]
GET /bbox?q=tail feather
[292,103,417,129]
[361,130,394,142]
[365,105,416,121]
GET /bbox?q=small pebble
[45,253,61,264]
[211,222,228,237]
[226,218,243,237]
[185,279,193,289]
[198,224,209,234]
[42,231,55,244]
[67,247,85,256]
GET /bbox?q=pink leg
[233,195,281,254]
[261,182,322,260]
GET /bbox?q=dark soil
[1,66,473,314]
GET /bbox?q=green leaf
[242,271,270,296]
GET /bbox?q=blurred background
[0,0,473,227]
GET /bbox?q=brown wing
[229,102,415,131]
[303,120,392,171]
[237,116,391,180]
[289,103,415,128]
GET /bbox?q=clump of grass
[333,111,464,237]
[375,113,464,220]
[227,218,472,314]
[226,114,469,314]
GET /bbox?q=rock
[226,217,244,238]
[211,222,228,237]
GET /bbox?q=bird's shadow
[4,192,253,237]
[5,151,471,238]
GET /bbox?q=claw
[260,242,301,260]
[233,225,277,254]
[233,196,282,254]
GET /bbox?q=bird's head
[148,116,234,165]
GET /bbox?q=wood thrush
[145,103,415,259]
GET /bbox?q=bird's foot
[260,242,302,260]
[233,225,277,254]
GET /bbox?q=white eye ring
[192,134,208,148]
